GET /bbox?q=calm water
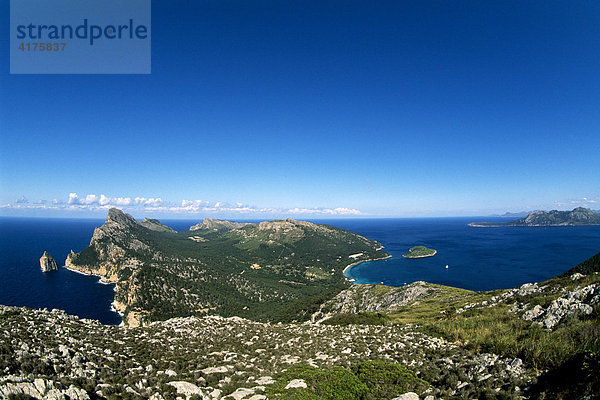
[333,218,600,291]
[1,217,599,324]
[0,217,122,325]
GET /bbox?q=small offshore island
[402,245,437,258]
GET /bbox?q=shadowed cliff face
[65,208,388,326]
[39,251,58,272]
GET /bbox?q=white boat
[445,265,449,269]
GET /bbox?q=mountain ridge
[469,207,600,227]
[65,208,389,327]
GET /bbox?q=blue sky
[1,1,599,218]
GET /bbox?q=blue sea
[333,218,600,290]
[1,216,599,324]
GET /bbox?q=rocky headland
[64,209,389,327]
[469,207,600,227]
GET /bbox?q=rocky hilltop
[2,251,599,399]
[65,208,388,327]
[139,218,177,233]
[39,251,58,272]
[190,218,251,231]
[469,207,600,227]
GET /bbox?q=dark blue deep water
[331,218,600,291]
[0,217,121,325]
[1,217,599,324]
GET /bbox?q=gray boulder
[392,393,420,400]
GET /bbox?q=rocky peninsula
[469,207,600,227]
[65,208,389,327]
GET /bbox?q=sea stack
[40,251,58,272]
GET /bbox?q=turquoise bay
[339,217,600,291]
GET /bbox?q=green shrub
[269,362,428,400]
[269,364,368,400]
[322,312,391,326]
[352,361,429,399]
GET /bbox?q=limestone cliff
[65,209,150,326]
[312,281,440,322]
[39,251,58,272]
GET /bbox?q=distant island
[469,207,600,227]
[402,245,437,258]
[489,211,530,218]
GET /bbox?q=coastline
[63,263,124,322]
[63,263,116,284]
[343,254,392,280]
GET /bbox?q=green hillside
[67,209,388,325]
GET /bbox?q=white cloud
[114,197,133,206]
[99,194,111,206]
[554,196,600,209]
[3,192,363,217]
[287,207,362,215]
[330,207,362,215]
[68,193,80,205]
[84,194,99,204]
[136,197,162,206]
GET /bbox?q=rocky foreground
[1,305,531,400]
[3,268,600,399]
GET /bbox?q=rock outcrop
[39,251,58,272]
[313,281,438,322]
[0,378,90,399]
[522,284,599,330]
